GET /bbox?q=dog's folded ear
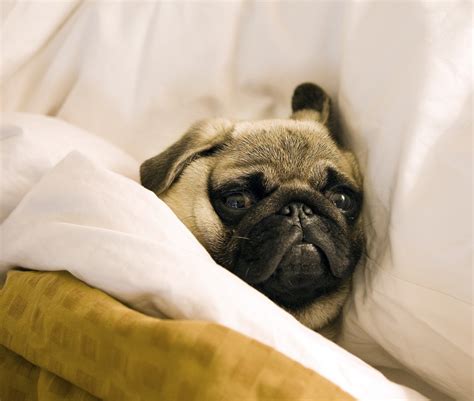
[291,82,335,130]
[291,82,332,125]
[291,83,340,142]
[140,118,233,194]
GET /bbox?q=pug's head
[141,83,364,330]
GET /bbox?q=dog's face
[141,84,364,330]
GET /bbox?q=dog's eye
[223,192,255,209]
[328,191,357,216]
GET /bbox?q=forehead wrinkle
[211,165,267,187]
[212,131,358,189]
[312,160,359,189]
[212,159,334,192]
[231,134,338,172]
[311,162,329,188]
[229,157,274,170]
[226,146,307,175]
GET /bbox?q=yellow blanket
[0,270,353,400]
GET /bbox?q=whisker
[180,215,197,221]
[232,235,250,241]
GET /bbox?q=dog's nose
[278,202,313,217]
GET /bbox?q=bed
[1,1,472,400]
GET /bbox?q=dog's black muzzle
[233,200,355,308]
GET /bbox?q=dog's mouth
[230,211,358,309]
[254,241,339,309]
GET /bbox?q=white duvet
[1,1,472,400]
[0,149,424,401]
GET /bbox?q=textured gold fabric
[0,270,354,401]
[0,345,98,401]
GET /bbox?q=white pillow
[0,112,139,223]
[1,1,347,161]
[338,3,472,400]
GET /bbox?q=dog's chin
[254,242,340,310]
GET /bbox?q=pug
[140,83,364,332]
